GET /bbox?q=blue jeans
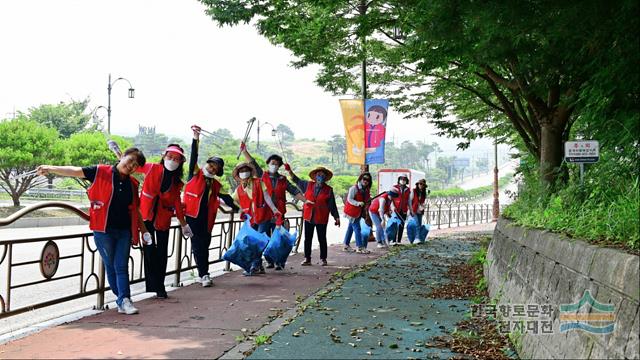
[343,218,364,248]
[94,229,131,307]
[413,213,423,227]
[251,221,274,271]
[369,211,386,244]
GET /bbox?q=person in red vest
[185,126,238,287]
[230,162,281,275]
[408,179,429,228]
[130,144,192,299]
[37,148,149,315]
[239,145,308,269]
[342,172,372,253]
[390,175,411,245]
[285,164,341,266]
[368,186,400,248]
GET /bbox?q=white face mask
[239,171,251,179]
[399,180,407,186]
[164,159,179,171]
[202,167,215,178]
[268,164,279,174]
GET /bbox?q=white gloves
[182,224,194,238]
[142,232,153,246]
[355,201,365,207]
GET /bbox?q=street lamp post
[492,139,500,222]
[106,73,135,134]
[256,120,277,153]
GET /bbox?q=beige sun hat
[232,162,258,181]
[308,166,334,182]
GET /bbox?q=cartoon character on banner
[365,105,387,158]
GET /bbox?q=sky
[0,0,506,156]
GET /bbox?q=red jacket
[262,172,288,216]
[86,165,141,246]
[303,182,333,224]
[237,178,270,225]
[365,123,386,148]
[139,163,185,231]
[343,184,370,218]
[393,186,410,213]
[410,189,426,214]
[183,171,222,233]
[369,193,391,216]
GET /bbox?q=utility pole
[359,0,369,175]
[492,139,500,221]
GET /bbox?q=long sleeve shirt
[230,179,279,215]
[290,173,339,223]
[345,184,368,221]
[250,158,301,203]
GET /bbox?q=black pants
[187,217,211,278]
[143,221,170,295]
[304,221,328,261]
[394,212,407,243]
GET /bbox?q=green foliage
[254,334,271,346]
[504,151,640,250]
[64,132,132,167]
[18,99,94,138]
[430,174,512,200]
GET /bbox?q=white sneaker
[343,245,355,252]
[117,298,139,315]
[201,274,212,287]
[376,244,385,249]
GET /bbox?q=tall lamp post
[106,73,135,134]
[492,139,500,222]
[256,120,277,153]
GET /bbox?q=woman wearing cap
[185,126,238,287]
[369,187,400,248]
[391,175,411,245]
[131,143,191,299]
[240,145,308,269]
[37,148,149,315]
[342,172,372,253]
[230,162,281,275]
[408,179,429,228]
[285,164,341,266]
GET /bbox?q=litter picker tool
[191,125,223,148]
[9,169,39,181]
[236,117,256,160]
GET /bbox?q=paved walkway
[0,223,494,359]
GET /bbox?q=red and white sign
[565,140,599,163]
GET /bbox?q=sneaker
[257,266,266,275]
[376,244,385,249]
[321,259,328,266]
[275,265,283,271]
[266,263,275,269]
[242,271,253,276]
[117,298,139,315]
[301,259,311,266]
[201,274,212,287]
[343,245,355,252]
[156,291,168,299]
[356,248,371,254]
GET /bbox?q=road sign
[453,158,470,168]
[565,140,599,163]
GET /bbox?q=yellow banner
[340,99,365,165]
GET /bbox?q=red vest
[369,193,391,215]
[237,178,270,225]
[393,186,410,213]
[184,171,222,232]
[262,172,288,215]
[410,189,426,214]
[343,184,370,218]
[86,165,141,245]
[139,163,185,231]
[303,182,333,224]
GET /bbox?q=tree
[18,99,95,138]
[276,124,295,143]
[0,119,64,206]
[201,0,639,188]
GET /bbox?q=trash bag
[385,213,402,241]
[222,216,270,272]
[418,224,431,243]
[406,216,419,244]
[360,218,372,249]
[263,226,297,267]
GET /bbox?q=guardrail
[0,201,303,319]
[425,203,494,229]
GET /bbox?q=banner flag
[340,99,365,165]
[364,99,388,164]
[340,99,389,165]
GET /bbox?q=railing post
[437,204,442,229]
[224,212,235,272]
[473,204,477,224]
[173,227,183,287]
[448,204,452,228]
[466,205,469,226]
[457,204,461,227]
[96,257,105,310]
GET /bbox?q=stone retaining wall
[486,218,639,359]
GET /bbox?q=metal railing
[0,201,303,319]
[424,203,493,229]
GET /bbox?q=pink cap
[164,146,184,158]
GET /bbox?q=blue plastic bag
[406,216,419,244]
[385,213,402,241]
[222,216,270,272]
[263,226,297,267]
[360,218,372,249]
[418,224,431,243]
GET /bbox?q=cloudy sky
[0,0,504,155]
